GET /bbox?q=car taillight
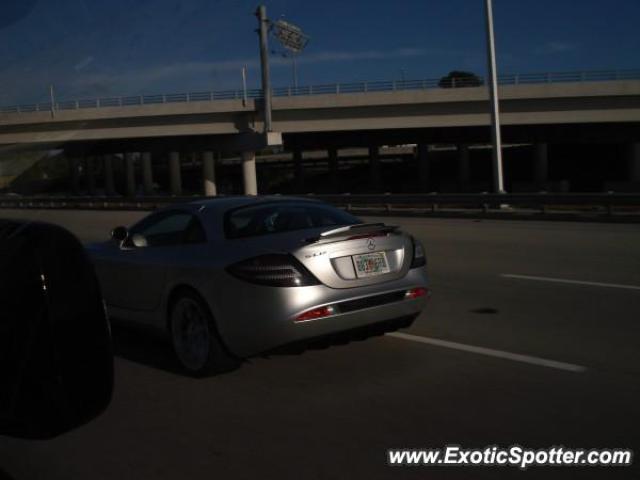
[405,287,429,299]
[295,305,336,322]
[226,254,320,287]
[410,236,427,268]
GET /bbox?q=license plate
[352,251,390,278]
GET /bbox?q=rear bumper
[263,314,419,356]
[208,267,429,357]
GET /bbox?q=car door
[103,210,205,312]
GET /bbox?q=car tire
[169,289,240,376]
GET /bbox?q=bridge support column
[125,152,136,197]
[169,151,182,196]
[293,150,304,193]
[417,144,430,192]
[534,143,549,187]
[627,142,640,182]
[328,148,339,193]
[104,155,115,196]
[369,146,381,192]
[457,144,470,191]
[203,151,217,196]
[242,150,257,195]
[141,152,154,195]
[86,156,97,195]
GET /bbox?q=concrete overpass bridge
[1,70,639,196]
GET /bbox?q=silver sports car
[88,196,429,374]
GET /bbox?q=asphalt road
[1,209,639,480]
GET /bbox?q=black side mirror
[111,226,128,242]
[0,220,113,439]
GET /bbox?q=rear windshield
[225,202,360,239]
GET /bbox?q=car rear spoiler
[304,223,399,244]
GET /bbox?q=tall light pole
[256,5,273,133]
[49,84,56,118]
[241,65,248,107]
[292,55,298,89]
[484,0,505,193]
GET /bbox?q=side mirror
[0,220,113,439]
[111,226,128,242]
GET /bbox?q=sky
[0,0,639,105]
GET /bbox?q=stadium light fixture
[272,19,309,53]
[272,18,310,89]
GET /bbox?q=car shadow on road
[110,322,185,375]
[110,316,415,375]
[109,321,242,378]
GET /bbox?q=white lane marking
[386,332,587,373]
[501,274,640,291]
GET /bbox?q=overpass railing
[1,193,640,219]
[2,68,639,115]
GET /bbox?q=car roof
[158,195,323,216]
[193,195,320,210]
[147,195,351,242]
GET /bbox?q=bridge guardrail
[311,192,640,216]
[2,68,639,115]
[1,193,640,217]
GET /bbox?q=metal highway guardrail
[315,192,640,216]
[2,68,639,114]
[1,193,640,217]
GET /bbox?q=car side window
[183,217,207,244]
[130,211,206,247]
